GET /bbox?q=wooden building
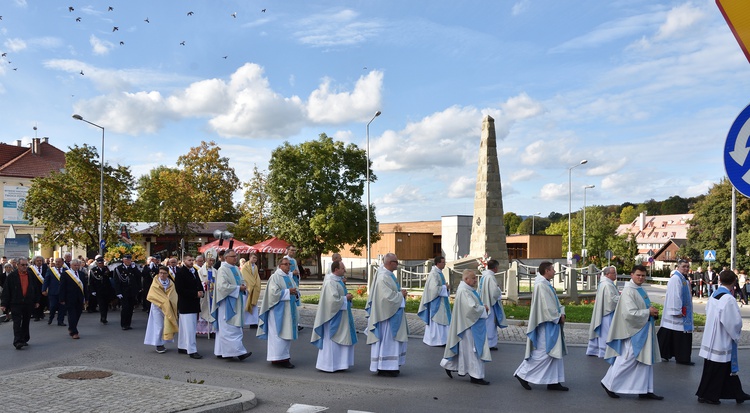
[506,234,563,260]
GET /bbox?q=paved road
[0,281,748,412]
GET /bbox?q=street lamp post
[366,111,381,290]
[72,114,105,257]
[532,212,541,235]
[582,184,595,262]
[567,160,587,263]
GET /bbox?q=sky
[1,0,749,224]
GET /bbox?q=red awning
[250,237,290,254]
[198,239,254,254]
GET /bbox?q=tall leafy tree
[503,212,522,235]
[266,134,379,274]
[230,165,273,244]
[24,144,134,255]
[176,140,239,222]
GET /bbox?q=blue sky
[1,0,748,223]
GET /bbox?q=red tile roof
[0,141,66,178]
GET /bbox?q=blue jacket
[42,267,66,295]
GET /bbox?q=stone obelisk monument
[469,115,509,273]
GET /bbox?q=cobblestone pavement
[0,366,256,413]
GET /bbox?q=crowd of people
[2,249,750,404]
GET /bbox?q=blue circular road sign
[724,102,750,197]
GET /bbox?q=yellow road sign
[717,0,750,63]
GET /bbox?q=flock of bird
[0,5,269,74]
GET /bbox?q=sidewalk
[0,366,256,413]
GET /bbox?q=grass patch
[301,294,420,313]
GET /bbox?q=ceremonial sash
[272,274,298,340]
[29,265,44,283]
[51,267,63,281]
[388,272,404,339]
[469,288,488,357]
[66,269,84,293]
[674,270,694,331]
[337,280,358,345]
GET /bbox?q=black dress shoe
[676,360,695,366]
[14,343,23,350]
[489,346,498,351]
[601,383,619,398]
[698,398,720,405]
[297,326,304,331]
[515,374,531,390]
[445,369,453,379]
[101,320,108,324]
[377,369,398,377]
[189,353,203,359]
[547,383,569,391]
[736,393,750,404]
[470,377,490,385]
[661,358,669,362]
[47,320,52,325]
[122,326,132,330]
[22,342,28,347]
[248,324,258,329]
[178,349,187,354]
[639,392,664,400]
[58,323,67,326]
[238,352,252,361]
[216,355,224,359]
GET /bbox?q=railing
[400,268,428,289]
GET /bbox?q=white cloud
[377,206,404,218]
[90,35,114,55]
[684,180,713,197]
[655,3,705,40]
[331,130,354,144]
[586,157,628,176]
[13,0,27,7]
[380,185,425,205]
[550,12,663,53]
[510,168,537,182]
[4,38,27,52]
[293,9,382,47]
[447,176,475,199]
[74,91,176,134]
[512,0,530,16]
[539,182,567,201]
[307,71,383,123]
[167,78,230,116]
[520,137,577,166]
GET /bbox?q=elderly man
[141,255,160,312]
[441,269,491,385]
[0,258,39,349]
[514,261,568,391]
[587,266,620,358]
[418,255,451,346]
[657,259,694,365]
[367,252,409,377]
[601,265,663,400]
[324,253,342,280]
[175,254,204,359]
[312,261,357,372]
[241,253,261,328]
[42,258,67,326]
[59,259,87,339]
[479,259,507,350]
[29,256,48,321]
[696,269,750,404]
[144,266,178,354]
[211,249,251,361]
[114,254,142,330]
[89,256,114,324]
[258,257,299,368]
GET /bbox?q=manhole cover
[58,370,113,380]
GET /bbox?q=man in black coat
[89,257,115,324]
[114,254,141,330]
[141,255,160,312]
[174,254,204,359]
[59,259,87,339]
[29,255,49,321]
[0,258,40,349]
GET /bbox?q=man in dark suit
[89,256,115,324]
[114,254,141,330]
[175,254,205,359]
[0,257,40,349]
[42,257,67,326]
[59,259,87,339]
[29,255,49,321]
[141,255,160,312]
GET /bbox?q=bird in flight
[113,26,119,32]
[180,41,186,46]
[75,17,81,22]
[12,68,17,71]
[120,41,124,45]
[108,6,113,11]
[223,56,228,59]
[144,17,150,23]
[1,53,6,58]
[262,9,266,12]
[68,7,74,12]
[187,11,194,16]
[231,12,237,18]
[80,70,84,75]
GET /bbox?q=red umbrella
[250,237,290,254]
[198,239,254,254]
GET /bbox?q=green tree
[661,195,689,214]
[176,141,239,222]
[504,212,522,235]
[230,165,273,244]
[24,144,134,255]
[516,216,550,235]
[266,134,379,274]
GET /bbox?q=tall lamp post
[532,212,541,235]
[582,184,595,262]
[72,114,105,257]
[366,111,381,290]
[567,159,587,263]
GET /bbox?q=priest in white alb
[144,266,178,354]
[366,253,409,377]
[514,261,568,391]
[601,264,663,400]
[418,255,451,346]
[587,266,620,358]
[311,261,357,372]
[441,269,491,385]
[657,258,694,365]
[241,253,261,328]
[696,269,750,404]
[478,259,507,350]
[257,257,299,369]
[211,249,251,361]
